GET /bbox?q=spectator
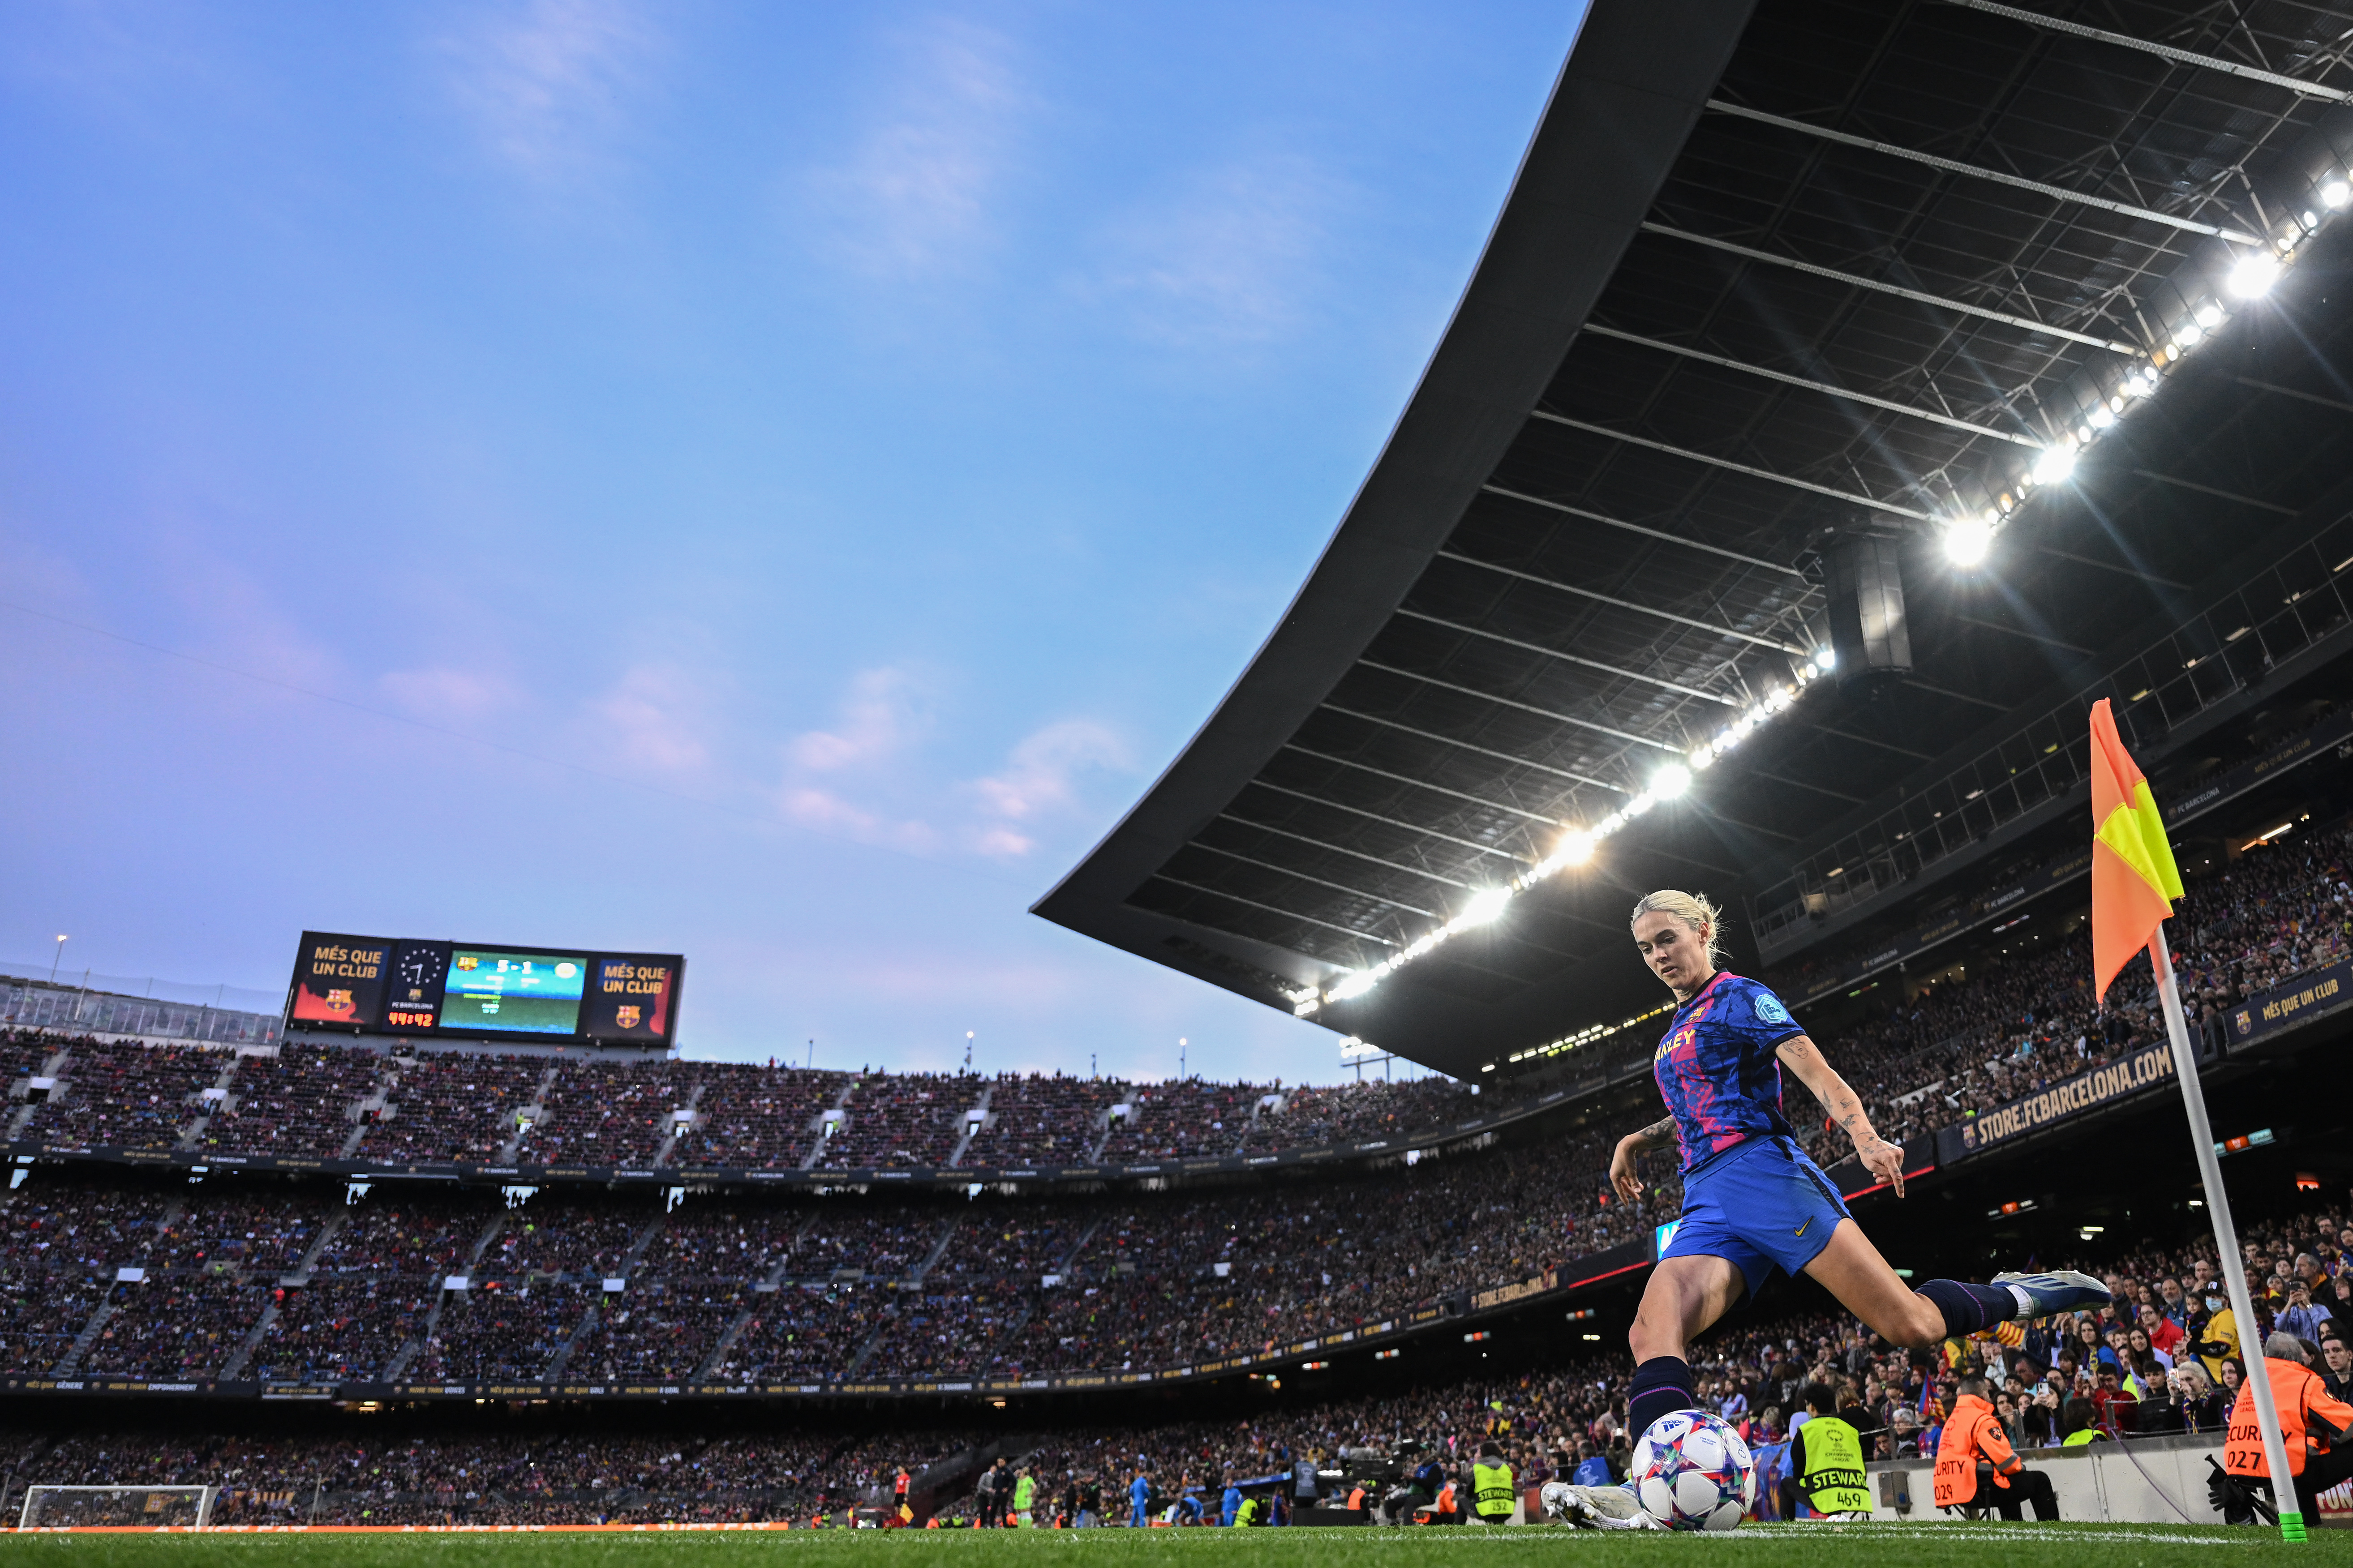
[2279,1279,2334,1344]
[2020,1380,2062,1447]
[2323,1333,2353,1402]
[2192,1286,2242,1383]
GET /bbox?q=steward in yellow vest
[1795,1415,1870,1517]
[1470,1441,1516,1522]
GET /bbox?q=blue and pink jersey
[1651,971,1807,1172]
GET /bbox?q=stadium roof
[1037,0,2353,1079]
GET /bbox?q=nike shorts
[1658,1135,1851,1301]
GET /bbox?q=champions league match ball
[1629,1409,1756,1531]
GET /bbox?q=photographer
[2136,1362,2225,1435]
[2020,1379,2063,1447]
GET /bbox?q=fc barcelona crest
[615,1005,642,1030]
[326,989,354,1016]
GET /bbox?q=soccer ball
[1629,1409,1755,1531]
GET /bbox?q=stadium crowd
[1782,825,2353,1171]
[0,822,2346,1405]
[6,1193,2344,1526]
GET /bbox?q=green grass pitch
[6,1524,2349,1568]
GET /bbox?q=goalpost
[17,1485,217,1531]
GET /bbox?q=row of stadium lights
[1289,647,1837,1020]
[1296,181,2340,1026]
[1943,180,2340,566]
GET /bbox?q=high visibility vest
[1347,1485,1366,1509]
[1932,1396,2022,1508]
[1470,1460,1516,1518]
[1796,1418,1870,1516]
[2226,1358,2353,1478]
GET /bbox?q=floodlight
[2325,180,2350,210]
[2228,253,2280,298]
[2030,445,2077,486]
[1456,887,1511,927]
[1651,762,1692,799]
[1550,830,1596,866]
[1945,517,1993,567]
[1813,645,1836,672]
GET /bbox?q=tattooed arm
[1775,1032,1907,1197]
[1610,1115,1675,1203]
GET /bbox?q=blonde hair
[1629,889,1728,966]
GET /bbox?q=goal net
[18,1485,216,1530]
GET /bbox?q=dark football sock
[1915,1278,2018,1337]
[1627,1355,1696,1439]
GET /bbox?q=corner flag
[2090,700,2305,1540]
[2088,698,2183,1001]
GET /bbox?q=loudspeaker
[1827,535,1911,690]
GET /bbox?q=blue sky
[0,1,1583,1084]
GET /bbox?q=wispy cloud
[800,19,1028,278]
[777,666,938,850]
[775,669,1125,860]
[380,665,524,722]
[592,664,710,774]
[1082,151,1343,349]
[439,0,659,183]
[776,785,942,855]
[968,719,1127,858]
[788,666,924,772]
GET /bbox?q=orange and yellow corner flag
[2089,698,2186,1001]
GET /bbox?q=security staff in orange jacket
[1934,1376,2061,1520]
[2222,1333,2353,1523]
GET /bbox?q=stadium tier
[4,814,2351,1403]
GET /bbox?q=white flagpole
[2148,922,2304,1539]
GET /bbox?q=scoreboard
[288,934,683,1046]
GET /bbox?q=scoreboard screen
[288,932,683,1045]
[442,950,588,1035]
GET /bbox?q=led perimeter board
[288,933,682,1045]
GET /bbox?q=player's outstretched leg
[1807,1222,2111,1348]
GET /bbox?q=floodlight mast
[2150,923,2302,1539]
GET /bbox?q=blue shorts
[1658,1135,1851,1300]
